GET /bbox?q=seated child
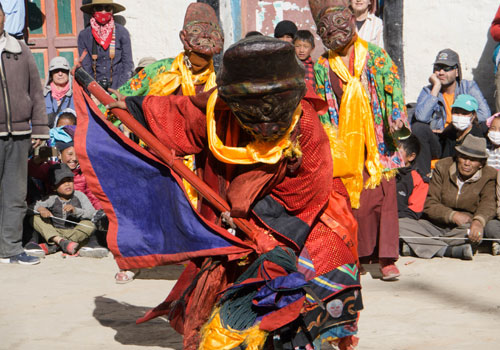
[396,135,430,256]
[31,163,97,255]
[397,135,429,220]
[293,29,316,89]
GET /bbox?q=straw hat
[80,0,125,14]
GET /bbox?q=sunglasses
[433,64,456,72]
[93,5,113,12]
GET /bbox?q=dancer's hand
[106,89,127,110]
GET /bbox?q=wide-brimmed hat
[455,134,488,159]
[80,0,125,14]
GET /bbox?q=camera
[34,146,58,159]
[98,78,111,91]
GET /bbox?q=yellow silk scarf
[328,38,383,208]
[149,51,216,96]
[206,90,302,165]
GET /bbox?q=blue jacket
[414,79,491,130]
[77,23,134,90]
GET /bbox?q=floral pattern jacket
[314,43,409,171]
[118,58,175,97]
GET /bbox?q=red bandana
[90,16,114,50]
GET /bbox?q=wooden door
[26,0,84,81]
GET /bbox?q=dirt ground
[1,251,499,350]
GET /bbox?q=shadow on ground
[135,264,185,281]
[93,296,182,349]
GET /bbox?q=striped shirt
[487,146,500,171]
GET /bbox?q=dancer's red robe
[130,87,362,349]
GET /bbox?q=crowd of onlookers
[2,0,500,279]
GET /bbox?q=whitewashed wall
[117,0,191,66]
[404,0,498,111]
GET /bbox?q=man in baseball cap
[411,48,491,178]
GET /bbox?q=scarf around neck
[50,81,70,101]
[90,17,114,50]
[148,52,216,96]
[327,38,383,208]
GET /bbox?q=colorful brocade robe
[314,43,409,172]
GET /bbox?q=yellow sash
[206,90,301,165]
[149,52,216,96]
[328,38,383,208]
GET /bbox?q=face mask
[489,130,500,145]
[93,12,113,25]
[452,114,471,131]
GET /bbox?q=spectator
[490,4,500,113]
[486,113,500,170]
[293,29,316,89]
[1,0,24,40]
[0,3,48,265]
[412,48,491,177]
[44,56,75,128]
[133,56,156,76]
[274,20,297,42]
[78,0,133,91]
[52,109,77,130]
[30,163,97,256]
[399,135,496,260]
[438,94,488,160]
[396,134,429,221]
[312,0,409,280]
[351,0,384,48]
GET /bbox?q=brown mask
[316,7,356,52]
[217,36,306,142]
[179,3,223,57]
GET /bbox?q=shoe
[24,242,46,258]
[400,242,411,256]
[79,246,108,258]
[492,242,500,256]
[58,239,78,255]
[0,252,40,265]
[379,259,400,281]
[115,269,140,284]
[444,244,473,260]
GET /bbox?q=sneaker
[39,243,59,255]
[79,246,108,258]
[0,252,41,265]
[462,244,473,260]
[58,239,78,255]
[400,242,411,256]
[24,242,46,258]
[492,242,500,256]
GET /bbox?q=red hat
[308,0,349,23]
[183,2,219,29]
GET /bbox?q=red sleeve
[143,94,208,156]
[408,171,429,214]
[491,5,500,41]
